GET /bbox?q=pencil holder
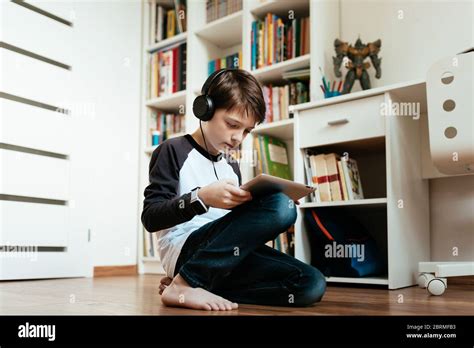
[324,91,342,99]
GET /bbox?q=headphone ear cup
[193,95,215,121]
[203,95,214,121]
[193,95,210,121]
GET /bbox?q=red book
[172,47,178,93]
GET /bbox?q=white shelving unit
[137,0,340,275]
[291,80,432,289]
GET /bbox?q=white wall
[339,0,473,92]
[70,0,141,267]
[339,0,473,261]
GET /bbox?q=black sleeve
[141,142,198,233]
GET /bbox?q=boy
[141,69,326,311]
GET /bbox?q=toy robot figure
[333,38,382,94]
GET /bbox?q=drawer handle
[327,118,349,126]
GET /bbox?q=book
[314,154,331,202]
[324,153,343,201]
[166,9,176,38]
[341,158,364,200]
[337,160,349,201]
[174,0,187,33]
[262,135,292,180]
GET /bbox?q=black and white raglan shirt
[141,134,241,278]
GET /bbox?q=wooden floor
[0,274,472,315]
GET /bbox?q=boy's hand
[198,179,253,209]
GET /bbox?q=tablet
[240,174,316,201]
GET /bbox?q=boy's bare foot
[161,274,238,311]
[159,276,172,295]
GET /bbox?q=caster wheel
[417,273,434,288]
[427,278,446,296]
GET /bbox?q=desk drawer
[298,94,385,148]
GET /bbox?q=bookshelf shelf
[326,276,389,285]
[142,256,161,262]
[144,131,186,155]
[195,11,243,48]
[300,198,388,209]
[144,145,158,155]
[250,0,309,18]
[145,90,187,110]
[252,54,310,84]
[252,118,294,140]
[147,32,187,52]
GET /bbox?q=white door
[0,0,92,280]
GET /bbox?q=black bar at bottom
[0,315,472,345]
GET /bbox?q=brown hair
[208,69,266,125]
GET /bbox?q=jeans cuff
[179,267,206,289]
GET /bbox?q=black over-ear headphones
[193,68,234,121]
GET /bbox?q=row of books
[148,42,187,99]
[266,225,295,256]
[208,51,242,75]
[253,134,292,180]
[251,14,310,70]
[262,81,309,124]
[149,0,187,44]
[303,150,365,203]
[206,0,242,23]
[149,110,185,145]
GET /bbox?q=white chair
[418,48,474,295]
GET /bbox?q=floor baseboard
[94,265,137,277]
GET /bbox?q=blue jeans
[173,192,327,307]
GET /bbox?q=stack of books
[208,51,242,74]
[206,0,242,23]
[253,134,292,180]
[148,42,187,99]
[149,110,185,145]
[251,14,310,70]
[150,0,187,44]
[262,81,309,123]
[266,225,295,256]
[303,150,365,203]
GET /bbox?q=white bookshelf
[292,80,431,289]
[300,198,388,209]
[145,89,187,110]
[147,31,187,52]
[195,10,243,48]
[252,118,294,140]
[137,0,340,276]
[251,53,311,84]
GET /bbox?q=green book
[262,135,292,180]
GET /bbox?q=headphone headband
[194,68,237,122]
[201,68,233,95]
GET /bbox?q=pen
[319,66,330,92]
